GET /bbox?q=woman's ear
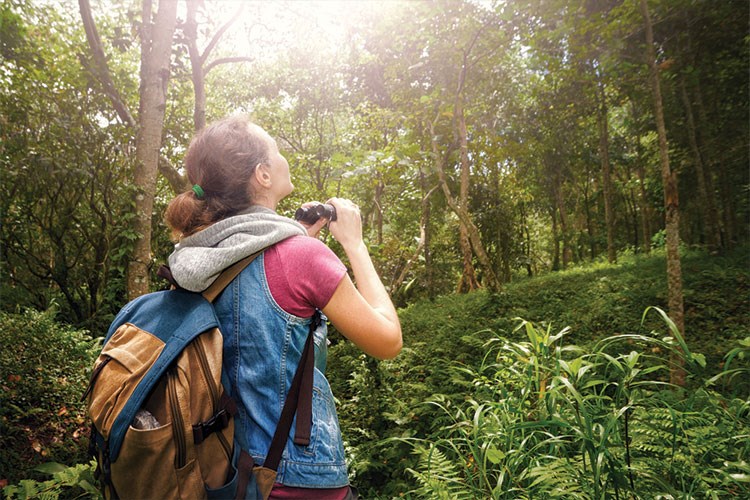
[253,163,272,188]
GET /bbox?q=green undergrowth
[399,247,748,373]
[0,309,100,493]
[327,247,750,498]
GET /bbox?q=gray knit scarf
[167,205,306,292]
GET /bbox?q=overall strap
[202,248,317,496]
[265,311,320,468]
[235,312,320,499]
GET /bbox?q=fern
[407,444,475,500]
[523,455,592,499]
[2,461,101,500]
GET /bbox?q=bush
[0,308,99,487]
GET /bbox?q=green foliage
[403,315,749,498]
[328,249,749,498]
[0,309,99,486]
[0,0,137,331]
[2,461,100,500]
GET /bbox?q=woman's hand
[326,198,362,250]
[321,197,402,360]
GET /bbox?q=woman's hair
[165,115,269,239]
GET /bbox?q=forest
[1,0,748,497]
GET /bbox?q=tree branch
[204,56,255,75]
[159,154,191,193]
[78,0,136,127]
[201,3,245,66]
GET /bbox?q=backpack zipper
[167,369,187,468]
[193,340,220,408]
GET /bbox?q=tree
[79,0,258,298]
[640,0,686,386]
[79,0,178,299]
[183,0,252,131]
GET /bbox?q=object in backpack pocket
[132,408,161,429]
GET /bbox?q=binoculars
[294,203,337,224]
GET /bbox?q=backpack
[83,253,318,499]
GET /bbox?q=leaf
[34,462,67,475]
[692,353,706,368]
[78,479,100,495]
[486,448,505,464]
[20,479,39,498]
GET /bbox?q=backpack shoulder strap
[202,251,263,303]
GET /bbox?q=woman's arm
[321,198,402,360]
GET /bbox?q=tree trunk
[641,0,686,387]
[520,202,532,276]
[631,102,652,253]
[681,10,725,250]
[597,78,616,263]
[635,161,652,253]
[716,150,736,247]
[421,170,434,294]
[679,76,721,251]
[185,1,250,132]
[456,225,479,293]
[550,164,572,269]
[693,73,730,248]
[582,174,596,260]
[628,187,639,250]
[430,115,500,293]
[454,92,480,293]
[551,206,560,271]
[80,0,185,299]
[129,0,179,299]
[185,0,206,131]
[374,174,384,246]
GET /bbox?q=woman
[164,114,402,499]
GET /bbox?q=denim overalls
[214,252,349,491]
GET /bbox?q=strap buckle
[193,408,230,445]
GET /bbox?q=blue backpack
[83,253,318,499]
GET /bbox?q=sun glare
[203,1,401,61]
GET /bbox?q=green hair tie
[192,184,205,199]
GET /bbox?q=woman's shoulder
[273,234,331,254]
[264,235,347,316]
[269,235,345,278]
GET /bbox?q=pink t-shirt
[263,235,347,318]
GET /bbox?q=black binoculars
[294,203,337,224]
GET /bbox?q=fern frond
[407,443,475,500]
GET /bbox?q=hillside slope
[396,248,749,368]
